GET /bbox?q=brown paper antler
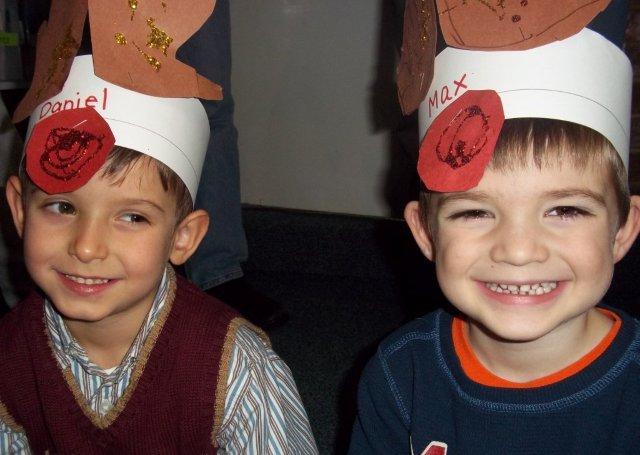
[88,0,222,101]
[396,0,437,116]
[437,0,611,50]
[13,0,222,123]
[12,0,87,123]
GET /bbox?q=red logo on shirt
[421,441,448,455]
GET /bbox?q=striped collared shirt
[0,268,317,454]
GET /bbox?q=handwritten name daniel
[39,88,108,119]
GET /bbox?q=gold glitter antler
[13,0,87,123]
[114,31,163,72]
[89,0,222,99]
[35,25,80,100]
[146,18,173,55]
[396,0,437,115]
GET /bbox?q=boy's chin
[469,320,537,343]
[47,297,112,324]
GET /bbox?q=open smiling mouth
[63,274,111,285]
[484,282,558,296]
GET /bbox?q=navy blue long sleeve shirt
[349,308,640,454]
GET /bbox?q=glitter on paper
[418,90,504,192]
[115,32,127,45]
[40,128,105,181]
[129,0,138,20]
[26,107,116,194]
[36,25,79,101]
[420,0,431,44]
[396,0,437,115]
[463,0,506,20]
[146,18,173,55]
[436,105,490,169]
[133,41,161,70]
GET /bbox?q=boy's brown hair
[19,145,193,223]
[419,118,630,233]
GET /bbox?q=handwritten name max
[427,74,468,117]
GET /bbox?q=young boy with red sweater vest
[350,5,640,454]
[0,4,317,452]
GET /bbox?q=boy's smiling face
[6,158,208,327]
[406,158,640,346]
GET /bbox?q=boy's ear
[404,201,435,261]
[613,195,640,263]
[169,209,209,265]
[5,176,25,238]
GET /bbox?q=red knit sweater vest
[0,272,240,453]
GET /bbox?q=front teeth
[64,274,109,285]
[485,281,557,295]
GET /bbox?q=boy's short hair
[419,118,630,232]
[20,145,193,223]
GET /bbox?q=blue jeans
[176,0,248,290]
[0,94,26,307]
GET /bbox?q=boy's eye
[448,209,492,220]
[45,201,76,215]
[120,213,149,224]
[546,206,591,219]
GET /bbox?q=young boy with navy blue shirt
[349,17,640,455]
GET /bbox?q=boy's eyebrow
[119,198,166,213]
[437,188,607,210]
[437,192,491,209]
[542,189,607,206]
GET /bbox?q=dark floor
[2,205,639,454]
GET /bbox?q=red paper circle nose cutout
[26,107,115,194]
[418,90,504,192]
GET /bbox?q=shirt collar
[45,266,170,378]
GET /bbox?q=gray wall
[231,0,412,217]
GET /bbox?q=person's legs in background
[177,0,246,291]
[0,94,28,315]
[177,0,287,329]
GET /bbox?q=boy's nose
[68,217,109,262]
[489,220,549,266]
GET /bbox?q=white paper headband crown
[25,55,209,201]
[419,28,633,168]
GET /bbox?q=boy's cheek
[433,240,474,274]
